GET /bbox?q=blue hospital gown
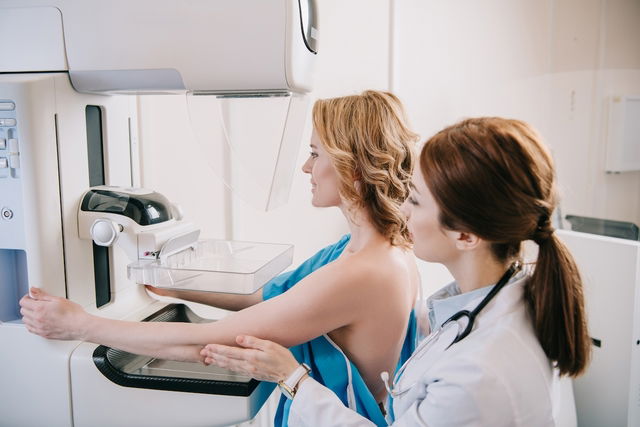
[263,234,417,426]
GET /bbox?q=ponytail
[526,232,591,377]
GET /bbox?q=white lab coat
[288,275,577,426]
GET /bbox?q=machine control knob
[91,219,123,247]
[1,207,13,220]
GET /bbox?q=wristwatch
[278,363,311,399]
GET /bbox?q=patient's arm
[146,238,348,311]
[20,257,369,362]
[145,286,263,311]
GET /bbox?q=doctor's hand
[201,335,300,383]
[19,288,90,341]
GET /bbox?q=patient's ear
[354,180,362,194]
[453,231,481,251]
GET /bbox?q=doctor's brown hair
[420,117,590,377]
[313,91,418,248]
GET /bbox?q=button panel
[0,99,19,176]
[0,118,16,127]
[8,155,19,169]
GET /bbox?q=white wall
[393,0,640,230]
[392,0,640,293]
[549,0,640,225]
[137,94,229,240]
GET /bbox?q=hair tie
[533,214,554,245]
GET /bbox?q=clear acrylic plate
[128,239,293,294]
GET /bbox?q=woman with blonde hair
[21,91,421,426]
[200,117,591,426]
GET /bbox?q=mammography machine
[0,1,318,426]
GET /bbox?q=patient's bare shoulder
[277,244,415,316]
[328,246,414,295]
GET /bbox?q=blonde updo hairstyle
[312,90,418,247]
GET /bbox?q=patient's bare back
[326,243,419,401]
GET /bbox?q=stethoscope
[381,261,522,398]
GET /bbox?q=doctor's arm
[203,344,502,426]
[203,335,378,427]
[19,260,365,362]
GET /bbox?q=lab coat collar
[471,269,529,326]
[427,282,493,330]
[427,268,529,331]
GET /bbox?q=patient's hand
[201,335,300,383]
[144,285,178,298]
[19,288,89,341]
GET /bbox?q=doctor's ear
[453,231,481,251]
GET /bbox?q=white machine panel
[0,7,67,72]
[0,0,318,94]
[557,230,640,427]
[0,324,80,427]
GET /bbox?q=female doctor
[200,117,592,426]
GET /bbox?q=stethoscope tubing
[382,262,521,398]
